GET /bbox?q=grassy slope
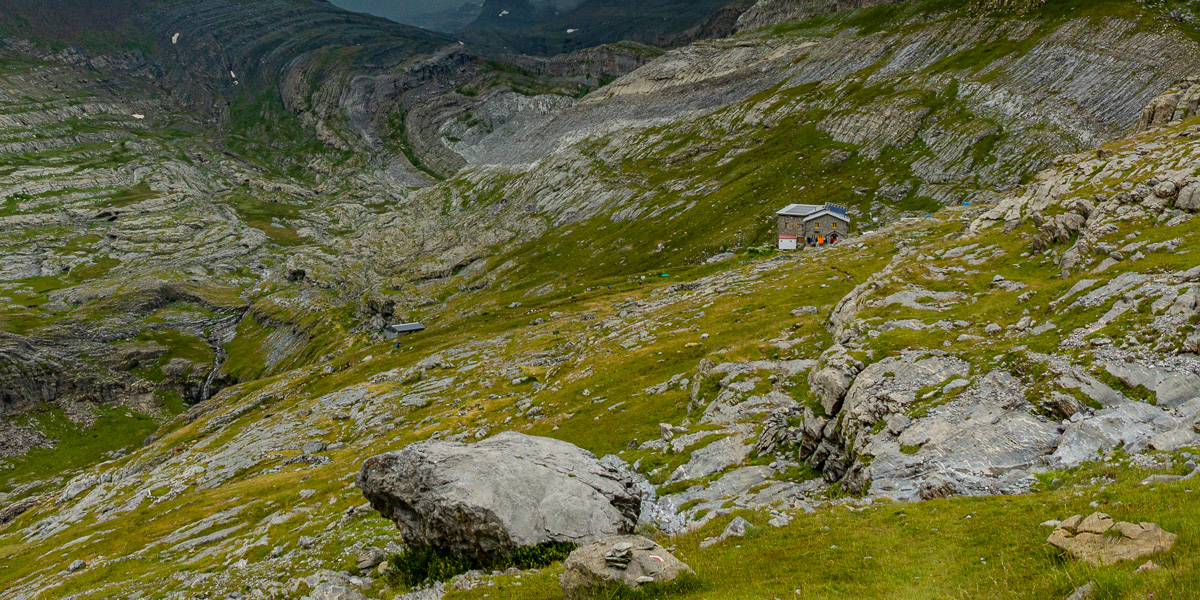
[4,1,1200,598]
[449,457,1199,600]
[3,182,1197,598]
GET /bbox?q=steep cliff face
[462,0,738,55]
[144,0,453,113]
[734,0,906,31]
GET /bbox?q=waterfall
[200,307,250,402]
[200,346,226,402]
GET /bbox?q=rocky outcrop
[1052,401,1200,467]
[1047,513,1176,566]
[358,432,641,561]
[0,496,40,527]
[1138,76,1200,132]
[305,583,370,600]
[787,351,1065,499]
[560,536,693,600]
[0,332,129,416]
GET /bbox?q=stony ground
[3,1,1200,599]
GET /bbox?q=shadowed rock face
[357,431,642,561]
[734,0,908,31]
[0,0,151,40]
[461,0,738,55]
[145,0,454,109]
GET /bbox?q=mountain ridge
[2,0,1200,598]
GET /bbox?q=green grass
[446,454,1200,600]
[226,89,350,183]
[4,4,1200,599]
[0,407,159,491]
[97,183,157,208]
[223,194,307,246]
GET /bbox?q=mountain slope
[461,0,743,55]
[3,1,1200,599]
[4,106,1200,600]
[349,0,1199,298]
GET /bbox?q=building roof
[777,202,850,219]
[802,209,849,223]
[776,203,825,217]
[390,323,426,333]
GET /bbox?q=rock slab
[358,432,641,560]
[1047,512,1176,565]
[560,536,693,600]
[305,583,369,600]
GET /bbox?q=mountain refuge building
[776,203,850,250]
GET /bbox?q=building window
[832,222,838,229]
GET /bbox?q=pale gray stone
[560,536,692,600]
[358,432,640,560]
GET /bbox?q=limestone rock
[790,306,819,317]
[809,345,861,415]
[1177,182,1200,212]
[1065,581,1097,600]
[395,583,444,600]
[358,432,641,561]
[0,496,39,525]
[843,366,1059,500]
[1138,76,1200,132]
[560,536,693,600]
[306,583,369,600]
[356,547,386,571]
[700,516,751,548]
[1047,512,1176,565]
[1053,402,1196,467]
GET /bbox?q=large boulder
[560,536,693,600]
[1047,512,1176,565]
[358,432,641,561]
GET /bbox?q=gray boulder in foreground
[560,536,693,600]
[358,432,641,560]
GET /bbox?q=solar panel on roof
[390,323,426,333]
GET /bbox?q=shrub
[383,541,578,588]
[508,541,576,569]
[384,546,475,588]
[695,375,722,402]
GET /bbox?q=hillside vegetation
[2,1,1200,599]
